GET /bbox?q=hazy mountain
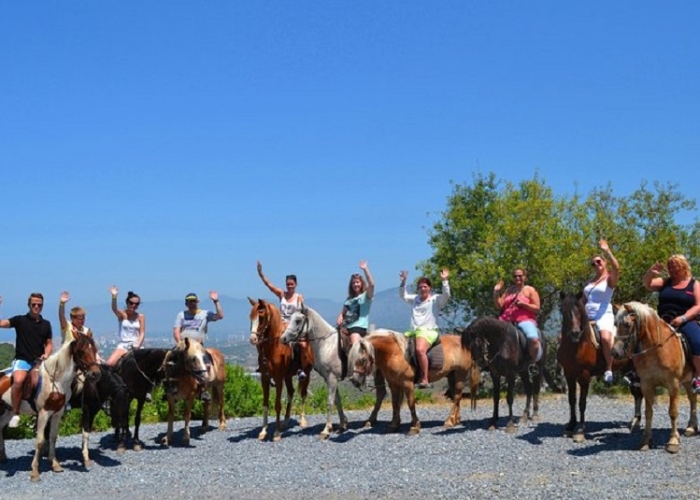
[0,288,413,345]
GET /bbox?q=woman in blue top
[336,261,375,348]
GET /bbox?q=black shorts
[346,327,368,337]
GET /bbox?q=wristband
[681,315,687,323]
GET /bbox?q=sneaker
[65,403,72,411]
[692,378,700,395]
[297,369,307,382]
[416,382,433,389]
[200,390,211,402]
[145,392,152,403]
[603,370,613,384]
[622,371,641,388]
[8,415,20,428]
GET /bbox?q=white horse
[281,304,348,439]
[0,335,100,481]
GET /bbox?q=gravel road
[2,393,699,500]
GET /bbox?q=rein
[620,312,678,360]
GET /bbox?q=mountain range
[0,288,413,345]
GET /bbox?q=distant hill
[0,288,413,345]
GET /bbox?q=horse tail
[469,366,480,411]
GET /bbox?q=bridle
[71,337,100,373]
[615,309,677,360]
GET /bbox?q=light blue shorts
[11,359,32,372]
[518,321,539,340]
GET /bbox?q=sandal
[416,382,433,389]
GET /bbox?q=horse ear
[624,303,634,313]
[248,297,255,306]
[300,301,307,313]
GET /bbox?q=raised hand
[60,291,70,304]
[494,279,504,293]
[440,268,449,280]
[110,285,119,297]
[399,270,409,283]
[209,290,219,302]
[359,260,368,271]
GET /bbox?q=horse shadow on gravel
[517,419,652,454]
[1,443,123,478]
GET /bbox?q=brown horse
[0,335,101,481]
[612,301,698,453]
[557,292,643,442]
[348,329,478,435]
[161,338,227,447]
[248,298,312,441]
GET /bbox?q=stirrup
[200,390,211,402]
[527,363,539,376]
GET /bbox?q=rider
[493,268,542,372]
[0,293,54,428]
[399,268,450,389]
[173,291,224,401]
[336,260,375,350]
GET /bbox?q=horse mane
[262,299,284,337]
[42,337,75,374]
[618,301,655,330]
[367,329,407,353]
[461,315,515,348]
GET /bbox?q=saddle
[405,337,443,384]
[512,323,543,367]
[0,360,44,412]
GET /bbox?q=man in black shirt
[0,293,53,428]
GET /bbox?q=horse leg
[81,407,95,467]
[563,374,578,437]
[444,372,463,428]
[31,411,50,482]
[630,383,643,433]
[320,376,337,439]
[387,382,403,433]
[405,382,420,435]
[48,413,64,474]
[273,378,285,442]
[573,377,590,443]
[684,382,698,437]
[298,374,309,429]
[365,370,386,428]
[201,387,211,433]
[133,398,146,451]
[488,374,501,431]
[531,364,542,422]
[161,396,175,447]
[505,374,517,433]
[215,381,226,431]
[665,383,681,454]
[282,375,294,432]
[335,381,348,433]
[182,396,193,446]
[521,372,533,423]
[258,379,270,441]
[639,385,655,451]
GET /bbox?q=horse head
[280,303,309,345]
[170,338,209,383]
[71,335,101,383]
[348,338,375,389]
[559,291,586,343]
[248,298,281,346]
[612,302,643,360]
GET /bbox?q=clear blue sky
[1,2,699,313]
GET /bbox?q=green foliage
[423,173,700,328]
[0,343,15,367]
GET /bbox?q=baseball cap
[185,293,198,301]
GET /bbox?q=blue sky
[1,2,699,315]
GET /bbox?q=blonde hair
[70,306,86,318]
[667,254,692,280]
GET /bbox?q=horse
[463,316,543,432]
[612,301,698,453]
[248,298,313,441]
[114,348,169,452]
[348,329,478,434]
[160,338,227,447]
[68,364,131,466]
[280,304,350,439]
[557,291,643,443]
[0,335,101,481]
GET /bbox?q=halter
[71,337,100,373]
[616,309,677,360]
[290,312,335,343]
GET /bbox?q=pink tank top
[499,291,537,324]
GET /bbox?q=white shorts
[592,312,616,336]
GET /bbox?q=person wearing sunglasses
[336,260,376,351]
[105,286,145,367]
[0,293,53,428]
[584,239,619,384]
[643,254,700,393]
[493,268,542,372]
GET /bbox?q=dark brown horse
[248,298,313,441]
[557,292,642,443]
[613,301,698,453]
[463,316,543,432]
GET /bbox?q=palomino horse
[114,348,169,452]
[557,292,642,443]
[69,364,130,466]
[463,316,543,432]
[281,304,349,439]
[0,335,101,481]
[612,302,698,453]
[348,329,478,434]
[161,338,227,447]
[248,298,313,441]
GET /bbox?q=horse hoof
[639,443,650,451]
[665,443,680,454]
[182,438,190,446]
[133,443,143,453]
[443,419,455,428]
[218,424,227,431]
[160,438,170,447]
[319,432,330,440]
[684,427,697,437]
[573,433,586,443]
[364,420,374,428]
[84,459,93,468]
[530,414,540,422]
[408,427,420,436]
[258,432,267,441]
[30,472,41,482]
[487,425,496,431]
[273,434,282,442]
[630,419,642,433]
[505,424,517,434]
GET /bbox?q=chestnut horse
[612,301,698,453]
[348,329,478,434]
[463,316,543,432]
[248,298,312,441]
[557,292,642,443]
[0,335,101,481]
[161,338,227,447]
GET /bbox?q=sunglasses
[592,259,603,266]
[128,301,140,306]
[512,274,524,278]
[30,303,44,308]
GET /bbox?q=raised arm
[599,239,620,288]
[110,285,126,320]
[493,279,505,310]
[257,261,284,299]
[437,268,451,307]
[210,290,224,320]
[359,260,375,300]
[643,262,666,291]
[58,291,70,332]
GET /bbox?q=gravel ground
[2,393,699,500]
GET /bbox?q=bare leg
[416,337,430,385]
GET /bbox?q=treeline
[420,172,700,328]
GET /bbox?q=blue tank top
[658,278,695,321]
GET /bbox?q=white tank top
[119,316,140,344]
[280,293,300,322]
